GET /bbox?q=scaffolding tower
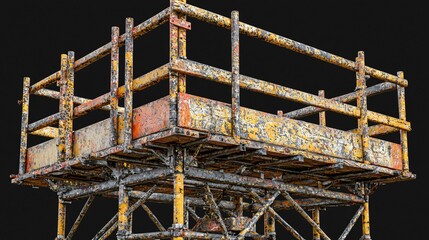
[13,1,415,239]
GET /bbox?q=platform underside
[13,93,413,197]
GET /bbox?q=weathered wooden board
[178,93,402,170]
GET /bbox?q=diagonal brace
[92,213,118,240]
[250,191,305,240]
[98,221,118,240]
[141,204,166,231]
[186,205,201,221]
[203,185,229,237]
[238,190,280,239]
[281,190,331,240]
[338,205,365,240]
[126,185,157,216]
[66,195,95,240]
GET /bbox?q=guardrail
[18,1,410,176]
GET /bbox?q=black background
[1,1,428,239]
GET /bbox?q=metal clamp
[170,16,191,30]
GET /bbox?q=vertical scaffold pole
[55,198,66,240]
[169,0,186,127]
[397,71,409,172]
[231,10,240,141]
[312,90,326,240]
[117,184,130,239]
[178,0,187,93]
[173,148,185,240]
[361,195,371,240]
[65,51,75,159]
[19,77,30,175]
[58,54,68,161]
[264,210,276,240]
[356,51,369,164]
[110,26,120,147]
[123,18,134,149]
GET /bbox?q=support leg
[117,184,130,239]
[397,71,409,173]
[19,77,30,175]
[169,0,188,127]
[264,212,276,240]
[312,207,321,240]
[361,199,371,240]
[55,198,66,240]
[173,148,185,240]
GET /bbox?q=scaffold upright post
[110,26,120,146]
[117,184,130,239]
[57,54,68,161]
[397,71,409,172]
[19,77,30,175]
[361,186,371,240]
[173,147,185,239]
[123,18,134,149]
[169,0,188,127]
[231,10,240,141]
[356,51,369,164]
[55,198,66,240]
[65,51,75,159]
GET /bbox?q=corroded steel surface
[178,93,402,169]
[13,1,414,239]
[171,2,408,87]
[171,59,411,131]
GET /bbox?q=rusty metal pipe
[98,222,118,240]
[281,191,331,240]
[125,231,172,240]
[397,71,409,172]
[110,26,120,146]
[65,51,75,160]
[117,184,130,238]
[141,204,166,231]
[19,77,30,175]
[126,185,157,216]
[181,231,224,239]
[171,59,411,131]
[203,185,229,237]
[185,167,364,203]
[173,147,185,240]
[27,65,168,133]
[66,196,95,240]
[123,18,134,150]
[252,193,305,240]
[172,2,408,87]
[284,82,396,119]
[124,191,343,212]
[56,198,67,240]
[29,8,170,94]
[356,51,369,164]
[91,213,118,240]
[238,191,280,239]
[349,124,398,136]
[33,89,121,112]
[57,54,69,161]
[29,126,59,138]
[62,168,172,200]
[338,205,365,240]
[231,10,240,141]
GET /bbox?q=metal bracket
[170,16,191,30]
